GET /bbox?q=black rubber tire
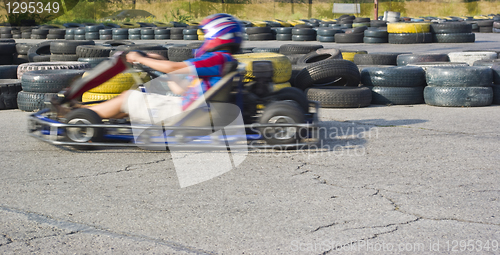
[21,69,85,93]
[170,34,184,40]
[22,33,32,39]
[74,35,86,40]
[50,40,95,54]
[285,54,305,65]
[396,53,450,66]
[479,26,493,33]
[27,41,51,62]
[128,28,141,35]
[78,57,110,68]
[115,44,165,51]
[430,22,472,34]
[364,29,388,38]
[292,28,316,35]
[112,35,129,40]
[50,54,79,62]
[183,34,198,40]
[64,108,104,150]
[65,35,75,40]
[317,28,342,36]
[279,44,323,55]
[317,35,335,42]
[369,86,424,105]
[112,28,129,35]
[141,29,155,35]
[99,29,112,35]
[252,47,280,53]
[13,55,30,65]
[492,84,500,105]
[296,48,342,65]
[306,86,371,108]
[31,34,47,39]
[354,53,406,66]
[248,33,273,41]
[370,20,388,27]
[424,86,493,107]
[259,101,305,145]
[0,65,19,79]
[246,27,271,34]
[425,66,492,87]
[291,34,316,41]
[85,25,105,33]
[276,27,293,34]
[140,34,154,40]
[32,28,49,35]
[48,29,66,35]
[17,62,91,80]
[170,28,185,35]
[268,87,310,113]
[276,34,292,41]
[17,91,57,112]
[477,20,494,27]
[294,24,312,29]
[66,28,76,35]
[294,59,360,90]
[432,33,475,43]
[0,80,22,109]
[0,42,16,54]
[155,29,170,35]
[99,35,113,40]
[73,28,86,35]
[492,65,500,84]
[167,46,193,62]
[388,33,432,44]
[154,34,170,40]
[182,28,198,35]
[85,33,99,40]
[360,66,426,87]
[363,37,388,43]
[334,32,364,43]
[76,45,113,58]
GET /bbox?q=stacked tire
[341,50,367,62]
[424,66,493,107]
[50,40,95,62]
[170,28,184,40]
[141,28,155,40]
[99,29,113,40]
[65,28,75,40]
[0,42,16,65]
[113,28,129,40]
[14,43,31,64]
[84,25,103,40]
[448,51,497,66]
[430,22,474,43]
[73,27,86,40]
[476,20,494,33]
[360,66,426,105]
[292,27,316,41]
[183,27,199,40]
[246,27,273,41]
[155,28,170,40]
[494,21,500,33]
[0,27,13,38]
[18,69,86,112]
[47,29,66,39]
[354,52,406,66]
[0,79,22,110]
[276,27,293,41]
[278,44,323,84]
[233,53,292,84]
[364,29,388,43]
[28,41,51,62]
[128,28,141,40]
[76,45,114,67]
[316,28,342,42]
[396,53,450,66]
[387,23,431,44]
[31,28,49,39]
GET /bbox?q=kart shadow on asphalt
[315,118,428,153]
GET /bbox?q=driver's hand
[126,51,143,63]
[146,53,167,60]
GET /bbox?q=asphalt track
[1,33,500,254]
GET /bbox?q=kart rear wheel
[259,101,305,145]
[64,108,103,150]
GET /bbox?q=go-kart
[28,51,319,150]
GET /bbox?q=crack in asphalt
[324,225,401,254]
[24,231,78,246]
[0,206,216,255]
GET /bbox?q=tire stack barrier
[141,28,155,40]
[0,27,13,38]
[252,47,280,53]
[18,69,85,112]
[50,40,95,62]
[317,28,341,42]
[292,27,316,41]
[387,23,431,44]
[476,20,493,33]
[363,29,388,43]
[424,66,493,107]
[27,41,51,62]
[22,28,32,39]
[47,29,65,39]
[76,45,113,67]
[0,79,22,110]
[279,44,323,85]
[65,28,75,40]
[360,66,426,105]
[340,50,367,62]
[155,28,170,40]
[354,52,407,66]
[73,27,86,40]
[246,27,273,41]
[276,27,293,41]
[99,29,113,40]
[112,28,129,40]
[31,28,49,39]
[448,51,497,66]
[430,22,474,43]
[183,27,199,40]
[14,43,31,64]
[0,42,16,65]
[233,52,292,84]
[128,28,141,40]
[197,29,205,41]
[396,53,450,66]
[170,28,184,40]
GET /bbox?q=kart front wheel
[259,101,305,145]
[64,108,104,150]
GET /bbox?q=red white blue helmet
[194,13,243,58]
